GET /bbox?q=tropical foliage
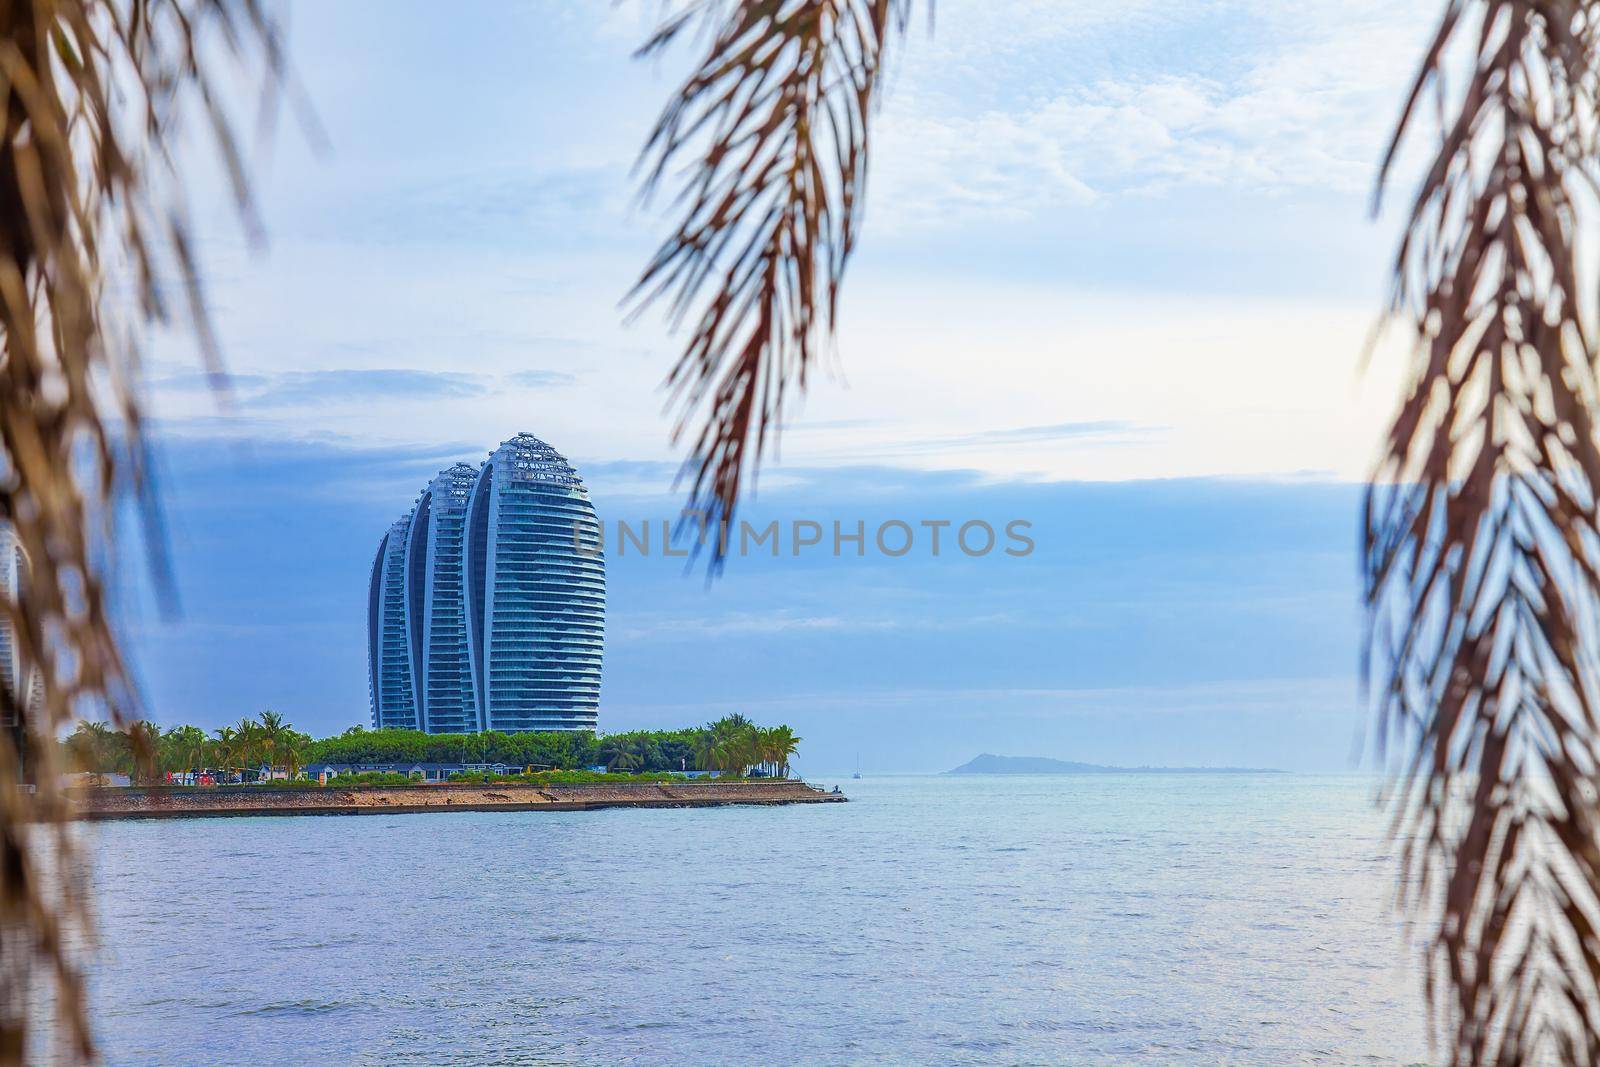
[0,3,297,1056]
[1365,5,1600,1062]
[306,725,622,771]
[629,0,909,555]
[445,769,694,785]
[63,712,311,784]
[61,715,801,783]
[692,715,801,779]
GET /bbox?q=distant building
[369,512,418,729]
[411,463,479,733]
[0,523,43,720]
[368,433,604,734]
[303,761,511,782]
[464,433,605,733]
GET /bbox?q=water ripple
[86,774,1426,1065]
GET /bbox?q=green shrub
[321,772,419,787]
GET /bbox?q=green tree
[212,726,238,780]
[604,748,641,773]
[280,738,305,781]
[235,718,264,777]
[124,722,163,784]
[257,711,290,776]
[692,716,764,779]
[761,726,801,779]
[64,721,121,775]
[163,726,210,782]
[691,726,720,776]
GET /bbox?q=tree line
[63,712,312,784]
[61,712,801,783]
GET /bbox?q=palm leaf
[0,1,287,1060]
[628,0,911,566]
[1371,2,1600,1061]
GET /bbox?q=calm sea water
[86,774,1428,1065]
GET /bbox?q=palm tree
[234,718,264,780]
[691,728,719,776]
[165,726,210,784]
[280,739,305,783]
[599,734,636,774]
[751,727,770,777]
[736,730,763,780]
[628,736,655,773]
[258,711,290,778]
[767,726,801,779]
[125,722,163,785]
[606,749,641,774]
[212,727,238,782]
[692,720,741,778]
[690,717,798,778]
[68,721,118,775]
[697,718,760,780]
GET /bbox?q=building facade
[464,433,605,733]
[0,524,42,719]
[367,434,604,734]
[369,512,418,729]
[410,462,479,733]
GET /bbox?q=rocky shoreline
[75,779,847,820]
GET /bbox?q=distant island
[946,754,1283,775]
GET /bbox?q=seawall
[74,780,846,821]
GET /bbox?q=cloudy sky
[126,1,1439,772]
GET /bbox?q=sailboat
[852,753,862,780]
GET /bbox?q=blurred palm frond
[0,1,284,1061]
[1370,2,1600,1062]
[629,0,910,564]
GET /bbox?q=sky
[122,0,1440,773]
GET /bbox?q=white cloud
[874,0,1434,228]
[142,1,1430,492]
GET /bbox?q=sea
[86,774,1429,1065]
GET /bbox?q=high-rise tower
[368,511,418,729]
[408,462,480,733]
[464,433,604,733]
[0,524,41,717]
[366,434,604,734]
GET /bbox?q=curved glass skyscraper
[0,523,43,718]
[367,434,604,734]
[409,462,480,733]
[464,433,605,733]
[369,512,418,729]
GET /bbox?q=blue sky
[126,1,1437,772]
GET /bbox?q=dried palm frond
[0,2,284,1061]
[1369,2,1600,1062]
[629,0,910,564]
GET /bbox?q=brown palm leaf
[1370,2,1600,1062]
[628,0,910,564]
[0,1,284,1061]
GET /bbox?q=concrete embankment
[74,780,847,821]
